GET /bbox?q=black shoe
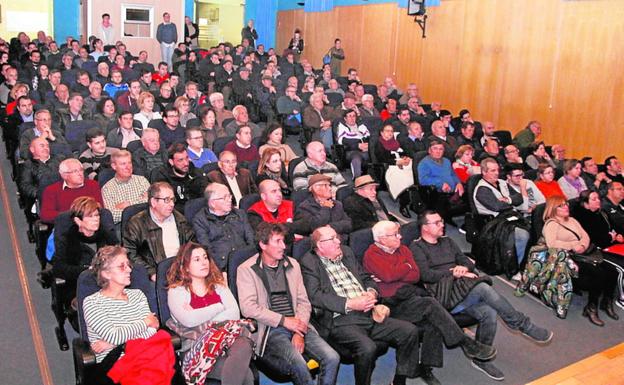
[460,338,496,361]
[600,298,619,320]
[399,205,412,218]
[418,365,442,385]
[471,360,505,381]
[583,304,605,326]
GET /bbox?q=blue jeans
[515,227,530,264]
[262,326,340,385]
[319,128,334,153]
[160,42,174,68]
[452,282,530,346]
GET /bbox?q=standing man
[241,19,258,49]
[184,16,199,48]
[156,12,178,69]
[99,13,116,46]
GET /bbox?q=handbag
[322,50,331,65]
[555,221,604,266]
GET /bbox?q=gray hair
[372,221,399,242]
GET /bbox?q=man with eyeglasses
[294,174,352,236]
[410,210,553,381]
[300,225,420,385]
[603,182,624,236]
[124,181,195,281]
[19,109,68,160]
[503,144,525,170]
[192,182,255,271]
[504,164,545,216]
[156,106,185,147]
[185,127,217,168]
[363,221,497,384]
[40,158,103,223]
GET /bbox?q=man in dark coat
[343,175,392,231]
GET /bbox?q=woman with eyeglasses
[174,95,197,128]
[167,242,254,385]
[535,163,565,199]
[83,245,170,385]
[542,195,619,326]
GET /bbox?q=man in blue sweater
[156,12,178,68]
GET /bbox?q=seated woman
[258,123,298,166]
[167,242,254,385]
[83,246,167,385]
[52,197,118,312]
[558,159,588,200]
[542,195,619,326]
[574,190,624,250]
[93,98,118,134]
[452,145,481,184]
[133,91,162,129]
[535,163,566,199]
[175,95,197,128]
[256,147,291,197]
[192,107,226,151]
[336,108,370,179]
[375,123,416,217]
[525,141,556,170]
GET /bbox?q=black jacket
[294,197,352,235]
[343,193,390,231]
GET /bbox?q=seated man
[223,125,260,164]
[428,119,457,160]
[101,150,150,225]
[185,127,217,169]
[150,142,205,213]
[604,156,624,185]
[364,221,497,383]
[410,210,552,381]
[292,141,347,193]
[581,156,611,196]
[105,110,142,149]
[40,158,103,223]
[206,151,257,207]
[479,138,505,166]
[157,106,186,147]
[248,179,309,237]
[397,121,427,158]
[78,127,118,180]
[123,181,195,281]
[456,121,482,154]
[336,108,370,179]
[224,105,262,138]
[19,109,68,160]
[19,137,65,214]
[505,164,545,217]
[512,120,542,150]
[193,183,255,271]
[343,175,392,231]
[295,174,352,236]
[300,225,421,385]
[132,128,168,177]
[602,182,624,235]
[502,144,525,171]
[473,158,531,271]
[237,222,340,385]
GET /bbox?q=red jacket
[108,329,175,385]
[363,244,420,298]
[248,199,294,223]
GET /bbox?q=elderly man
[19,137,65,215]
[364,221,497,383]
[237,222,340,385]
[294,174,352,236]
[473,158,531,271]
[185,127,217,168]
[150,142,205,212]
[101,150,150,225]
[292,141,347,192]
[54,92,91,131]
[276,85,303,131]
[106,110,142,149]
[300,225,421,385]
[513,120,542,150]
[40,158,103,223]
[428,119,457,160]
[248,179,309,236]
[302,94,335,151]
[603,182,624,235]
[193,183,255,271]
[208,92,234,129]
[336,108,370,179]
[206,150,257,207]
[19,109,67,160]
[343,175,392,231]
[78,127,118,180]
[359,94,380,118]
[480,121,498,148]
[410,210,552,381]
[132,128,168,176]
[225,105,262,138]
[397,120,427,158]
[479,138,505,166]
[503,144,525,170]
[124,181,194,281]
[224,125,260,164]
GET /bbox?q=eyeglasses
[108,262,132,271]
[380,233,401,239]
[221,159,237,164]
[319,235,340,243]
[153,196,176,203]
[211,193,232,201]
[61,169,83,174]
[425,220,445,226]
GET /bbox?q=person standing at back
[156,12,178,68]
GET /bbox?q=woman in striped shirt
[83,246,159,384]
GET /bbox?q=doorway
[196,0,244,48]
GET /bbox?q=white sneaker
[511,272,522,281]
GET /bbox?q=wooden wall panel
[276,0,624,160]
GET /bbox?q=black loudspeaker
[407,0,426,16]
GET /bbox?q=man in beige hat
[294,174,352,235]
[344,175,393,231]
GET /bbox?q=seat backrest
[348,227,374,263]
[493,130,513,147]
[121,203,148,237]
[465,174,483,214]
[292,237,311,261]
[65,120,99,153]
[336,185,354,203]
[98,168,116,188]
[202,161,220,175]
[326,93,343,107]
[221,118,235,130]
[400,221,421,245]
[288,157,305,186]
[240,193,260,212]
[227,246,258,301]
[213,136,235,157]
[126,140,143,153]
[292,189,311,209]
[531,202,546,241]
[156,257,175,325]
[76,264,157,341]
[184,197,206,224]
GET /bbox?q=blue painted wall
[277,0,439,11]
[53,0,80,42]
[245,0,279,49]
[185,0,195,18]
